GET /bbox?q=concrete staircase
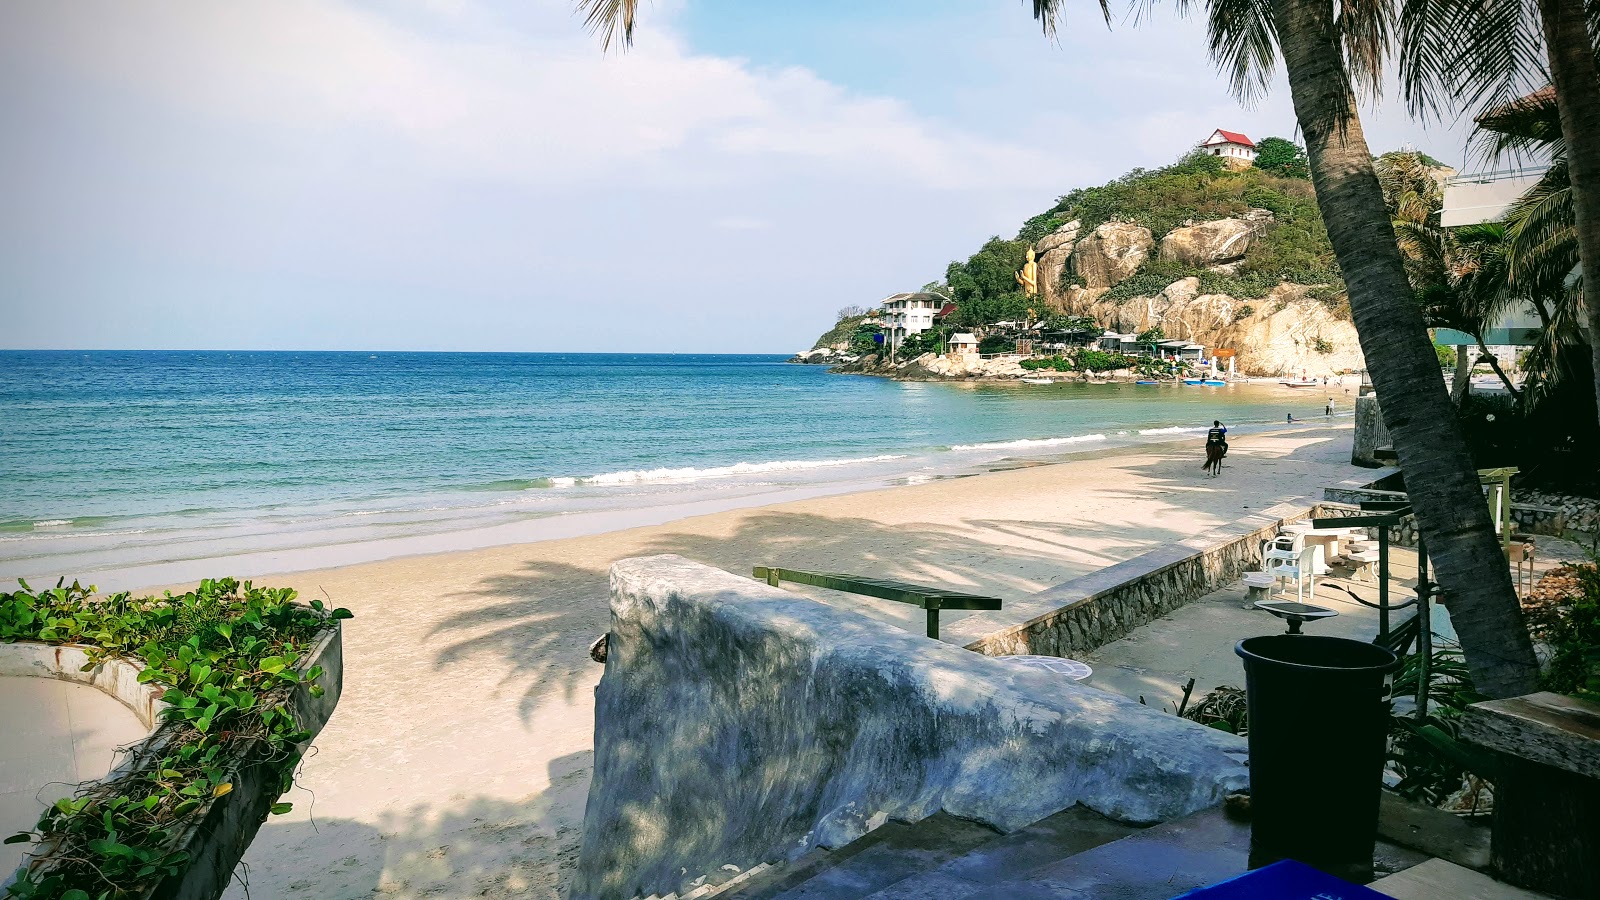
[699,805,1434,900]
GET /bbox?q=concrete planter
[1,616,343,900]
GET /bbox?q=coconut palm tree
[1377,151,1520,400]
[1396,0,1600,432]
[572,0,1541,699]
[1457,89,1593,407]
[1028,0,1540,698]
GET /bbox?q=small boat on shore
[1135,380,1159,385]
[1202,379,1228,386]
[1280,378,1320,387]
[1021,376,1054,385]
[1183,378,1205,385]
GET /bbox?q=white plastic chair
[1264,544,1318,602]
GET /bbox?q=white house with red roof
[1200,129,1256,165]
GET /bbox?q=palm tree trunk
[1271,0,1540,698]
[1451,344,1472,404]
[1475,337,1523,398]
[1538,0,1600,430]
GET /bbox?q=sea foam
[1137,426,1209,435]
[549,455,908,487]
[951,434,1107,451]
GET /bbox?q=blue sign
[873,333,884,344]
[1173,860,1392,899]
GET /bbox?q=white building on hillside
[880,292,948,343]
[1201,129,1257,165]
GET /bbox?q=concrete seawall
[572,555,1248,900]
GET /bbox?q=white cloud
[0,0,1054,191]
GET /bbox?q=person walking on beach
[1326,398,1334,416]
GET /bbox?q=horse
[1202,441,1226,477]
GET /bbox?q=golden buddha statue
[1015,247,1038,296]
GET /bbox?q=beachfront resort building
[1097,332,1208,362]
[947,333,979,356]
[1438,138,1548,384]
[880,292,948,344]
[1200,129,1256,165]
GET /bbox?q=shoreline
[87,421,1352,594]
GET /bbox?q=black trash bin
[1235,634,1401,866]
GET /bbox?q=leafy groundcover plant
[1,578,349,900]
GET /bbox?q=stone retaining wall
[573,556,1249,900]
[1320,485,1566,545]
[943,500,1315,658]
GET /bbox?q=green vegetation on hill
[934,151,1346,326]
[812,314,873,351]
[1253,136,1311,180]
[943,237,1034,328]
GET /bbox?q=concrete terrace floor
[1081,539,1590,712]
[0,676,149,878]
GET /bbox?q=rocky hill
[816,150,1381,378]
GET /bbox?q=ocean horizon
[0,350,1352,587]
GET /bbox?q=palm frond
[1504,161,1580,295]
[1205,0,1280,105]
[1397,0,1548,123]
[576,0,642,51]
[1337,0,1394,97]
[1033,0,1116,32]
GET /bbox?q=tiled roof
[1205,129,1255,147]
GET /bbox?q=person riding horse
[1202,420,1228,476]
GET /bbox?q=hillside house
[880,292,947,344]
[1200,129,1256,165]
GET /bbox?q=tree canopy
[1253,136,1311,179]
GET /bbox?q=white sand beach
[183,425,1367,899]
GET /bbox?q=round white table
[998,655,1093,681]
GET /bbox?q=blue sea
[0,351,1351,586]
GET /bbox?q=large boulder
[1072,222,1154,288]
[572,555,1249,900]
[1034,220,1082,307]
[1158,211,1273,267]
[1035,219,1081,255]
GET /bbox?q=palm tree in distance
[1397,0,1600,433]
[574,0,1541,698]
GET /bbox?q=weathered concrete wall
[1352,394,1391,468]
[573,556,1248,900]
[945,501,1313,658]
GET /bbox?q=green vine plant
[1,578,349,899]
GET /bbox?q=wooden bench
[1459,691,1600,897]
[752,567,1002,639]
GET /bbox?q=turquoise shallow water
[0,351,1353,583]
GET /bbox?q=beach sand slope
[211,427,1361,898]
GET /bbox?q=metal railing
[1444,166,1547,186]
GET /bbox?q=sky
[0,0,1481,353]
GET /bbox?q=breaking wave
[951,434,1107,451]
[545,454,909,486]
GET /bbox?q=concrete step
[744,812,1004,900]
[856,805,1141,900]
